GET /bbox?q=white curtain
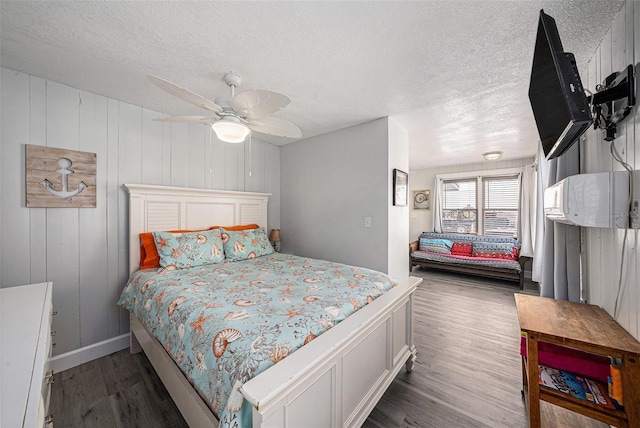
[532,146,547,283]
[519,165,537,258]
[538,143,581,302]
[433,177,443,232]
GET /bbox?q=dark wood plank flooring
[50,270,608,427]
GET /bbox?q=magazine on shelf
[538,365,616,409]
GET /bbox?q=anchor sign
[41,157,88,200]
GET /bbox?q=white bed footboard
[241,275,421,428]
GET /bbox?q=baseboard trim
[50,333,130,373]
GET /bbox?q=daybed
[410,232,528,289]
[121,184,422,428]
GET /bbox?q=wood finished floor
[50,270,608,427]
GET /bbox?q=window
[442,179,477,234]
[438,172,521,238]
[483,177,519,237]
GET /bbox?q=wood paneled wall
[580,1,639,340]
[0,68,281,356]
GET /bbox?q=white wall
[280,118,390,274]
[388,118,409,281]
[0,67,281,356]
[408,157,534,239]
[580,1,639,340]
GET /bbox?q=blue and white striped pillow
[419,238,453,254]
[471,241,518,260]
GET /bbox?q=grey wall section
[281,119,389,273]
[580,1,639,340]
[0,67,281,355]
[387,118,409,281]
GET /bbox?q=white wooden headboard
[124,184,270,274]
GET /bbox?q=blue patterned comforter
[117,253,395,427]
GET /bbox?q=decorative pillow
[220,227,274,262]
[153,229,225,268]
[450,241,473,257]
[140,228,207,269]
[471,241,518,260]
[139,224,259,269]
[419,238,453,254]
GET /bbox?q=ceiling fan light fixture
[212,119,250,143]
[482,151,503,161]
[148,72,300,139]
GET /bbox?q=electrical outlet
[364,217,372,228]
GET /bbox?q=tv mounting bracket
[590,63,636,141]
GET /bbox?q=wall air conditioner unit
[544,171,629,228]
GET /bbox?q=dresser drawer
[39,299,55,427]
[40,369,54,427]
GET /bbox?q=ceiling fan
[148,72,302,143]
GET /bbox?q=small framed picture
[413,190,430,210]
[393,169,408,206]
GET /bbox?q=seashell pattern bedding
[117,252,395,427]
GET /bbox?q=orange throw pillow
[138,224,260,269]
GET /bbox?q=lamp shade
[212,119,250,143]
[269,229,280,243]
[483,151,503,161]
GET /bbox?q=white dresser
[1,282,54,428]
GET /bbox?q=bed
[121,184,422,427]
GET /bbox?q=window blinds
[442,179,477,234]
[483,177,519,237]
[439,176,520,237]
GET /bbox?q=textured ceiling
[0,1,624,169]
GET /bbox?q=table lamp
[269,229,281,252]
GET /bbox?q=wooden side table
[515,294,640,428]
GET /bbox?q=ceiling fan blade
[248,117,302,138]
[232,89,291,119]
[148,75,223,114]
[154,115,217,124]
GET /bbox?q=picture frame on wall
[413,190,430,210]
[25,144,97,208]
[393,169,408,206]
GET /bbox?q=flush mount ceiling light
[212,117,251,143]
[483,151,503,161]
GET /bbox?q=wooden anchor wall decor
[26,144,97,208]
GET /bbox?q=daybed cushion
[471,241,518,260]
[153,229,225,268]
[419,238,453,254]
[412,233,523,281]
[410,250,522,272]
[450,241,473,257]
[419,232,520,249]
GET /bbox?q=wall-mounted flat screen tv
[528,9,593,160]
